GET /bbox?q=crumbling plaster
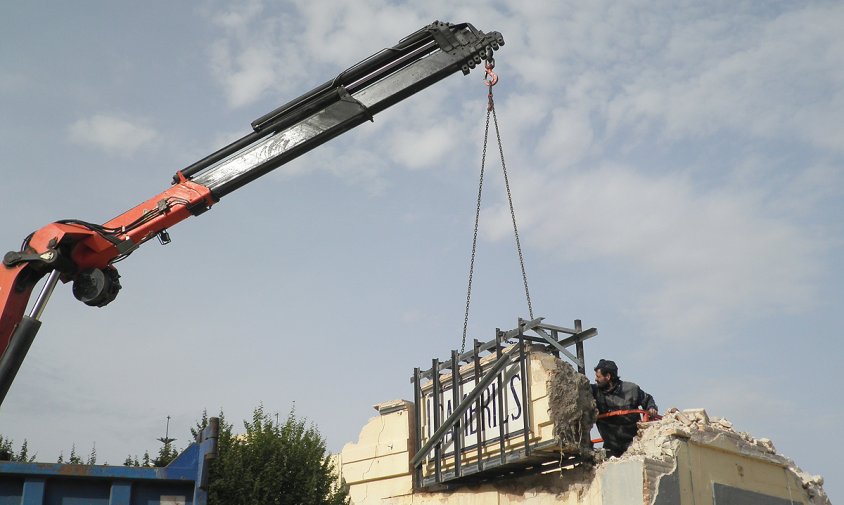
[338,350,830,505]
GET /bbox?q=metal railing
[410,317,596,488]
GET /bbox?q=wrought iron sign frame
[410,317,596,489]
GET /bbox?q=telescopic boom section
[0,21,504,405]
[178,21,503,198]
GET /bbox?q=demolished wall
[621,408,830,505]
[338,350,830,505]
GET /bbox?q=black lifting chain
[460,51,534,355]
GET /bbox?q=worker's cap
[595,359,618,374]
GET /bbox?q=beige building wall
[667,434,818,504]
[338,350,829,505]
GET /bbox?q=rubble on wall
[541,356,828,504]
[620,408,831,505]
[547,359,596,454]
[341,350,832,505]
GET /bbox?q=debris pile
[547,359,596,454]
[622,408,831,505]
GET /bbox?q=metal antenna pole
[158,415,176,446]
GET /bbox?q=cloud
[313,143,392,195]
[205,0,308,108]
[480,163,823,340]
[442,1,841,342]
[209,42,280,108]
[602,3,844,153]
[194,0,838,345]
[536,107,594,168]
[203,0,424,109]
[67,115,158,155]
[289,0,433,68]
[387,118,462,171]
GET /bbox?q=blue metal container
[0,419,217,505]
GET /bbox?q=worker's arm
[0,21,504,405]
[638,388,658,416]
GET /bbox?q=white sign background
[421,364,528,456]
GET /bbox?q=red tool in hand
[591,409,662,444]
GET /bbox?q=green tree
[68,444,83,464]
[153,440,179,467]
[86,443,97,465]
[0,436,36,462]
[0,436,12,461]
[0,435,14,461]
[196,406,348,505]
[123,454,141,467]
[18,439,36,462]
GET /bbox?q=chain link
[460,78,534,354]
[461,108,490,355]
[492,103,534,322]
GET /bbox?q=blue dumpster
[0,418,217,505]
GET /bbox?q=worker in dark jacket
[591,359,658,457]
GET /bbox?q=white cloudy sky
[1,0,842,500]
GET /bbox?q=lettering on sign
[421,365,527,456]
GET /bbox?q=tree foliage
[4,405,349,505]
[153,440,178,467]
[123,451,155,468]
[0,435,36,462]
[68,444,83,464]
[196,406,348,505]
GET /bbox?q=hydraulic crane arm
[0,21,504,406]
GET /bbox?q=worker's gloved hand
[647,408,658,418]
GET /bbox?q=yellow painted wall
[678,436,810,505]
[338,350,824,505]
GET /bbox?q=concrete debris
[547,360,596,454]
[619,408,831,505]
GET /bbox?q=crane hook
[483,55,498,111]
[483,62,498,87]
[483,47,498,87]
